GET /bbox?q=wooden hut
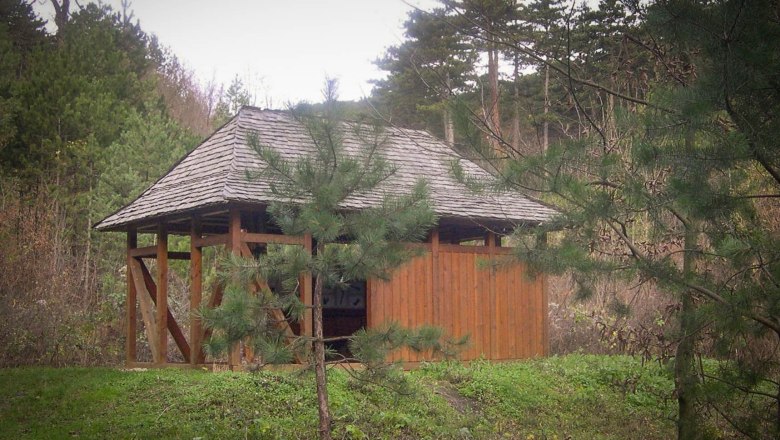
[95,107,557,369]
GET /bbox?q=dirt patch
[434,381,480,414]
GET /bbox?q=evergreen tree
[201,80,453,440]
[449,1,780,437]
[373,7,476,143]
[0,1,209,366]
[213,75,252,126]
[442,0,517,151]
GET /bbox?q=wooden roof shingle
[94,107,557,231]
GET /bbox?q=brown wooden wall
[368,246,547,362]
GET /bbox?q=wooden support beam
[126,229,138,365]
[228,209,242,368]
[128,246,156,258]
[300,233,313,339]
[128,246,190,259]
[128,258,160,364]
[138,259,191,363]
[192,233,229,248]
[436,244,512,254]
[156,224,169,364]
[241,231,305,245]
[190,217,203,366]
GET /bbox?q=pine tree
[373,7,476,142]
[213,75,252,126]
[201,80,453,440]
[431,0,780,437]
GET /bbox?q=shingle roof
[94,107,557,231]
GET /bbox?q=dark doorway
[322,281,367,359]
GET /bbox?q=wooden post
[126,228,137,365]
[300,233,313,338]
[228,209,242,368]
[486,231,497,359]
[431,228,440,329]
[540,232,549,356]
[156,223,168,364]
[190,217,203,365]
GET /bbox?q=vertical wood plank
[501,259,511,358]
[365,279,373,328]
[156,223,168,364]
[466,252,476,360]
[126,229,137,365]
[228,208,242,368]
[452,252,461,354]
[508,264,519,358]
[377,276,387,328]
[495,257,504,359]
[541,273,548,356]
[486,232,497,359]
[440,250,450,344]
[522,266,541,357]
[430,228,440,329]
[460,253,467,351]
[416,255,425,361]
[407,261,415,361]
[190,217,203,364]
[540,233,549,356]
[301,233,313,338]
[392,258,402,362]
[425,253,432,330]
[478,252,488,358]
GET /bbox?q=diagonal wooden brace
[138,259,191,363]
[240,243,304,364]
[128,258,161,364]
[197,281,224,364]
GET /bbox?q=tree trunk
[51,0,70,34]
[542,64,550,153]
[84,162,93,296]
[312,245,332,440]
[510,56,521,154]
[776,330,780,435]
[443,108,454,147]
[676,223,699,440]
[443,73,455,147]
[487,43,501,152]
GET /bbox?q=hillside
[0,355,677,439]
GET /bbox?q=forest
[1,0,779,439]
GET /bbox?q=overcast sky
[34,0,439,107]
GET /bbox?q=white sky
[35,0,439,107]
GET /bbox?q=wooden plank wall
[368,247,546,362]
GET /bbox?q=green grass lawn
[0,355,677,439]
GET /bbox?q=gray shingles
[94,107,557,231]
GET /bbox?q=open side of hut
[94,107,557,369]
